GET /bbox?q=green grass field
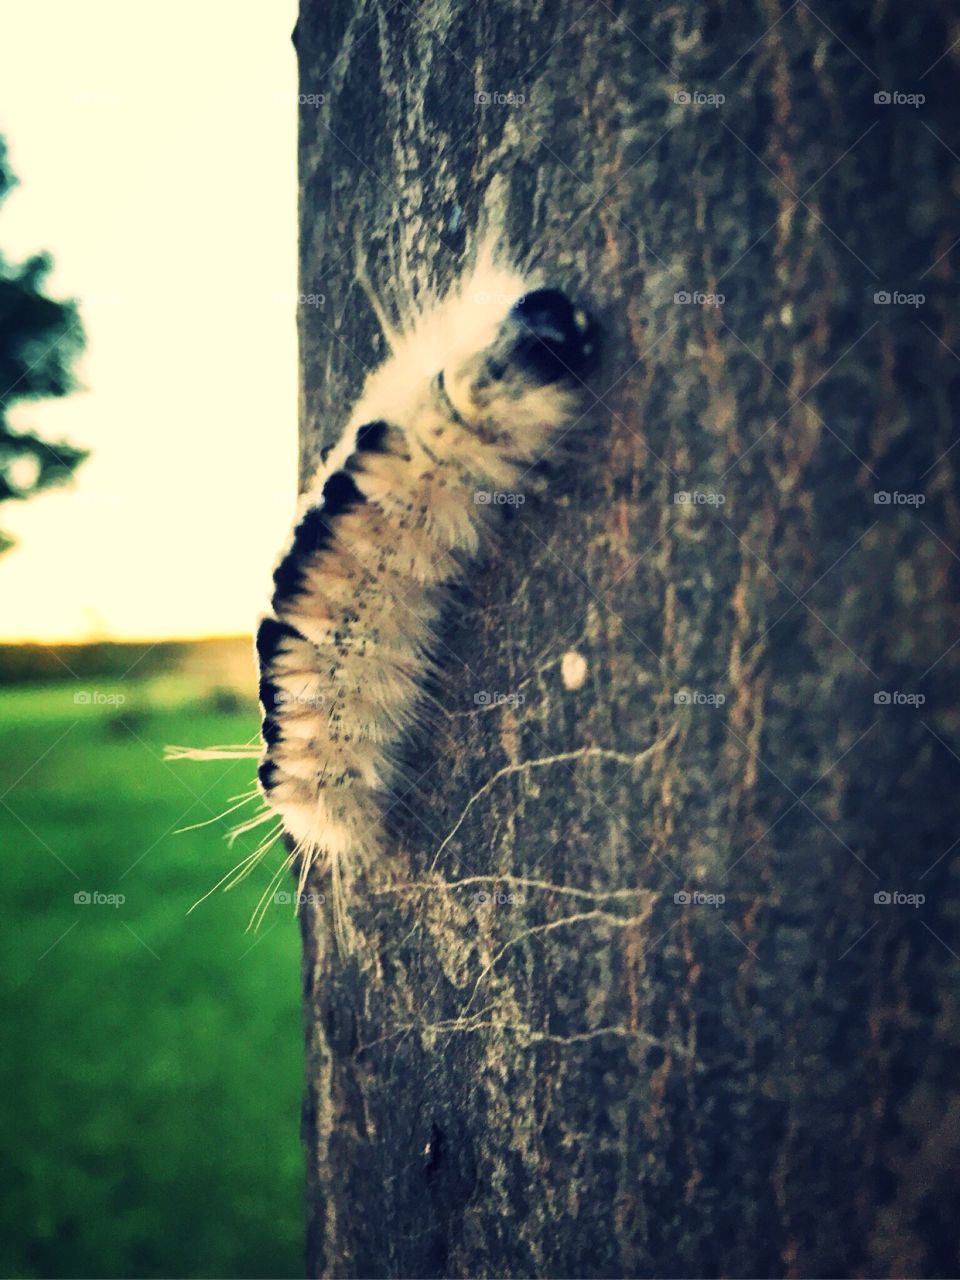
[0,651,305,1279]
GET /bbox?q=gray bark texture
[293,2,960,1276]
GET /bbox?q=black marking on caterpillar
[170,240,600,944]
[258,758,280,794]
[321,469,365,518]
[256,617,303,665]
[354,419,392,454]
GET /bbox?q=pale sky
[0,0,300,640]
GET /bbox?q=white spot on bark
[561,649,589,690]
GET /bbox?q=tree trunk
[294,2,960,1275]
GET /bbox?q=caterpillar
[170,242,599,943]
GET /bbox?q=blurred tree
[0,137,87,553]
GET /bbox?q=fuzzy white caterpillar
[170,243,599,941]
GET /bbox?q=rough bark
[294,2,960,1276]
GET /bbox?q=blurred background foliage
[0,638,304,1278]
[0,135,88,554]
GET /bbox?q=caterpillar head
[439,287,599,427]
